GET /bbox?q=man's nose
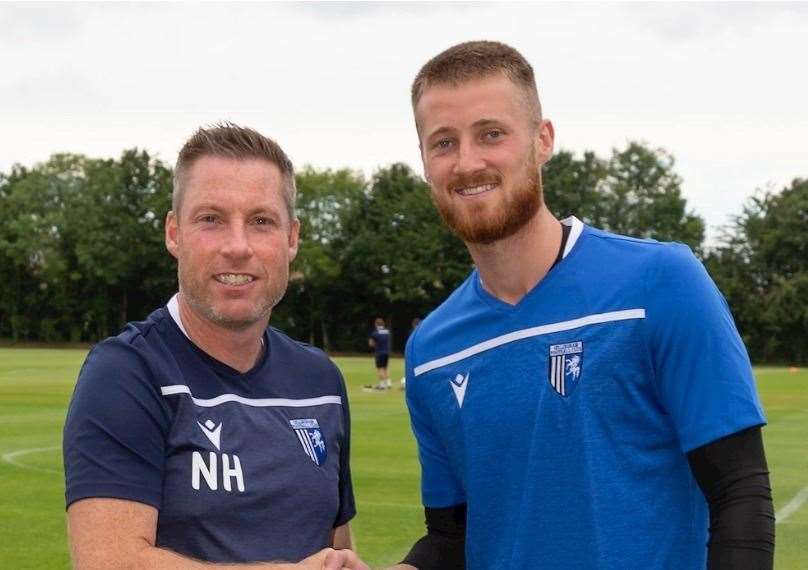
[221,224,253,259]
[452,139,486,176]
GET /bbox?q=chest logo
[290,418,327,466]
[450,372,470,408]
[191,419,244,493]
[197,419,222,450]
[549,341,584,397]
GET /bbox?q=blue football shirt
[64,295,356,563]
[405,217,765,569]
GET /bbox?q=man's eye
[484,129,503,141]
[199,215,217,223]
[431,138,451,150]
[253,216,272,226]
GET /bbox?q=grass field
[1,348,806,569]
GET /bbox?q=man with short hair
[394,41,774,570]
[64,123,367,570]
[366,317,392,390]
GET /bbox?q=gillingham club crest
[290,418,327,466]
[548,341,584,397]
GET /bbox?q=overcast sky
[2,2,806,243]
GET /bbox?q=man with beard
[63,124,367,570]
[392,42,774,570]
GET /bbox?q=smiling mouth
[215,273,255,286]
[455,183,498,197]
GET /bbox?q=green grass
[1,349,806,568]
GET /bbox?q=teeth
[457,183,496,196]
[216,274,254,285]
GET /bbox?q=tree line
[0,143,804,363]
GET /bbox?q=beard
[178,264,287,332]
[431,155,542,245]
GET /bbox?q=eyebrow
[425,118,505,141]
[188,202,281,218]
[425,125,455,142]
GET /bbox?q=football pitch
[1,348,806,569]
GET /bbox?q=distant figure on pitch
[365,318,391,391]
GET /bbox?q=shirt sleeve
[645,243,766,452]
[63,338,171,510]
[405,334,466,508]
[333,367,357,527]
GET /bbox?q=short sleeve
[63,339,171,509]
[645,244,766,452]
[333,368,357,527]
[405,335,466,508]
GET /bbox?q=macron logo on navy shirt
[192,420,245,493]
[197,419,222,450]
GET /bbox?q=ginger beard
[178,261,288,332]
[431,145,543,245]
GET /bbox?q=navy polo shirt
[64,295,355,563]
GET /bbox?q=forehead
[414,74,532,136]
[186,155,281,190]
[183,156,284,209]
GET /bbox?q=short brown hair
[411,40,541,121]
[173,122,296,220]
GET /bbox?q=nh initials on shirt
[191,451,246,492]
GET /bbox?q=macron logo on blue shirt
[450,373,470,408]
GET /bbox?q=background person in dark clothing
[365,318,391,391]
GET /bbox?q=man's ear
[535,119,555,166]
[165,210,179,259]
[287,218,301,262]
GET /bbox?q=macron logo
[450,373,469,408]
[197,419,222,450]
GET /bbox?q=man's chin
[209,306,270,331]
[447,214,521,245]
[188,297,269,331]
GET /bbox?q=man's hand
[68,498,369,570]
[301,548,369,570]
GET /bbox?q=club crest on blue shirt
[290,418,327,466]
[548,341,584,397]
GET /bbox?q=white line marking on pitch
[1,445,62,474]
[776,485,808,524]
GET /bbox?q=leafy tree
[601,142,705,251]
[0,155,89,341]
[707,178,808,363]
[0,150,174,342]
[72,149,174,336]
[543,150,608,225]
[337,163,471,350]
[543,143,704,251]
[274,167,367,349]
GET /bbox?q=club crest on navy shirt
[548,341,584,397]
[290,418,327,466]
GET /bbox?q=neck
[467,205,561,306]
[177,294,267,373]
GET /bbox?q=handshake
[298,548,368,570]
[298,547,415,570]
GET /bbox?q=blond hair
[411,40,541,121]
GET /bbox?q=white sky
[2,2,806,244]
